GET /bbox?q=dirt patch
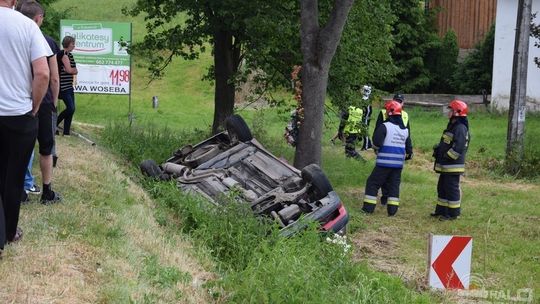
[351,226,427,292]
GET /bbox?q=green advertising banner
[60,20,131,95]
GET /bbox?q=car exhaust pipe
[162,162,189,176]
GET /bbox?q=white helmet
[362,85,372,100]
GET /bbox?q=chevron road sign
[428,235,473,289]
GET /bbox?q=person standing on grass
[57,35,77,136]
[373,93,412,206]
[360,84,373,151]
[431,100,470,221]
[362,100,412,216]
[337,103,365,161]
[18,0,62,204]
[0,0,51,251]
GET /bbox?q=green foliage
[141,255,192,288]
[328,0,396,109]
[424,30,459,93]
[38,0,68,41]
[380,0,440,93]
[487,141,540,180]
[451,24,495,94]
[224,231,429,304]
[531,13,540,68]
[100,122,208,166]
[123,0,298,84]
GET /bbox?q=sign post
[60,20,132,118]
[428,234,473,290]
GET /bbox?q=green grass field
[45,0,540,302]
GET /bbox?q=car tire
[140,159,162,178]
[301,164,333,200]
[226,114,253,143]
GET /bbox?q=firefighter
[337,104,365,160]
[431,100,470,221]
[374,93,411,205]
[362,100,412,216]
[374,93,410,130]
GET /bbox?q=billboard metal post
[128,22,133,127]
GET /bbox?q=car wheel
[183,144,221,167]
[226,114,253,143]
[140,159,162,178]
[301,164,333,200]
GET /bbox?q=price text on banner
[60,20,131,95]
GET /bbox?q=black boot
[387,205,398,216]
[430,203,448,217]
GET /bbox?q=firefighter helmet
[448,99,468,117]
[385,100,402,116]
[393,93,405,103]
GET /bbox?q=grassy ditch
[102,123,432,303]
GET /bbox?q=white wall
[492,0,540,111]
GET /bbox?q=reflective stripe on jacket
[434,121,470,174]
[344,106,363,134]
[376,122,408,168]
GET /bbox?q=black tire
[301,164,333,200]
[140,159,162,178]
[226,114,253,142]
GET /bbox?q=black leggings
[0,113,38,248]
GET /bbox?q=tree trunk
[294,0,354,169]
[294,65,328,169]
[212,30,237,134]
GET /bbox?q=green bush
[425,30,459,93]
[451,24,495,94]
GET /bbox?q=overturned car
[140,115,348,236]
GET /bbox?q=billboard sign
[60,20,131,95]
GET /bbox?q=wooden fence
[429,0,497,49]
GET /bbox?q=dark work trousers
[361,105,372,150]
[363,166,402,216]
[434,174,461,218]
[0,113,38,248]
[58,88,75,135]
[345,133,361,158]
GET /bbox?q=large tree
[293,0,354,169]
[126,0,299,134]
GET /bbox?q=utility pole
[506,0,532,175]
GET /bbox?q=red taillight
[322,203,347,231]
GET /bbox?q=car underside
[140,115,348,236]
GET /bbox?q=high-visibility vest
[344,106,363,134]
[376,122,408,168]
[381,109,409,127]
